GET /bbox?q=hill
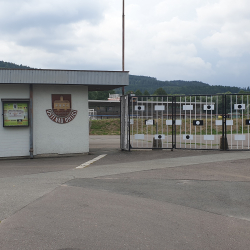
[124,75,244,95]
[0,60,32,69]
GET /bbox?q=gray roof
[0,69,129,91]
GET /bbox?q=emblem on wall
[46,94,78,124]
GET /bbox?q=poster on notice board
[3,102,29,127]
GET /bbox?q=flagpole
[122,0,125,95]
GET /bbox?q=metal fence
[120,94,250,151]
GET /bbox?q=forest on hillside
[0,60,32,69]
[122,75,248,95]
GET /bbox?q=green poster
[3,103,29,127]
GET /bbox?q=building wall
[33,85,89,155]
[0,84,30,157]
[0,84,89,158]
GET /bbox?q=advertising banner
[3,102,29,127]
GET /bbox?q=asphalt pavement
[0,135,250,250]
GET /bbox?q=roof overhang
[0,69,129,91]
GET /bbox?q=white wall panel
[33,85,89,155]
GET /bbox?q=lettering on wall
[46,94,78,124]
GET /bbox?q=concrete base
[152,138,162,149]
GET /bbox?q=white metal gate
[128,95,174,149]
[225,94,250,150]
[120,94,250,151]
[173,95,222,150]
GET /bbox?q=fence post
[220,94,228,150]
[172,96,176,151]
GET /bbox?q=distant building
[88,99,121,119]
[108,93,120,101]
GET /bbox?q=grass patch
[90,119,120,135]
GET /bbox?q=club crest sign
[46,94,77,124]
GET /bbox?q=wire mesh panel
[129,96,174,149]
[225,94,250,150]
[174,95,223,150]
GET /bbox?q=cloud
[0,0,112,54]
[0,0,123,70]
[0,0,109,53]
[198,0,250,57]
[0,0,106,31]
[202,21,250,58]
[125,2,213,80]
[0,0,250,88]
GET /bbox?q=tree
[135,89,142,96]
[153,87,167,96]
[88,90,115,100]
[88,91,97,100]
[143,90,150,96]
[0,60,32,69]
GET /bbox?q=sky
[0,0,250,88]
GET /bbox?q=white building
[0,69,129,158]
